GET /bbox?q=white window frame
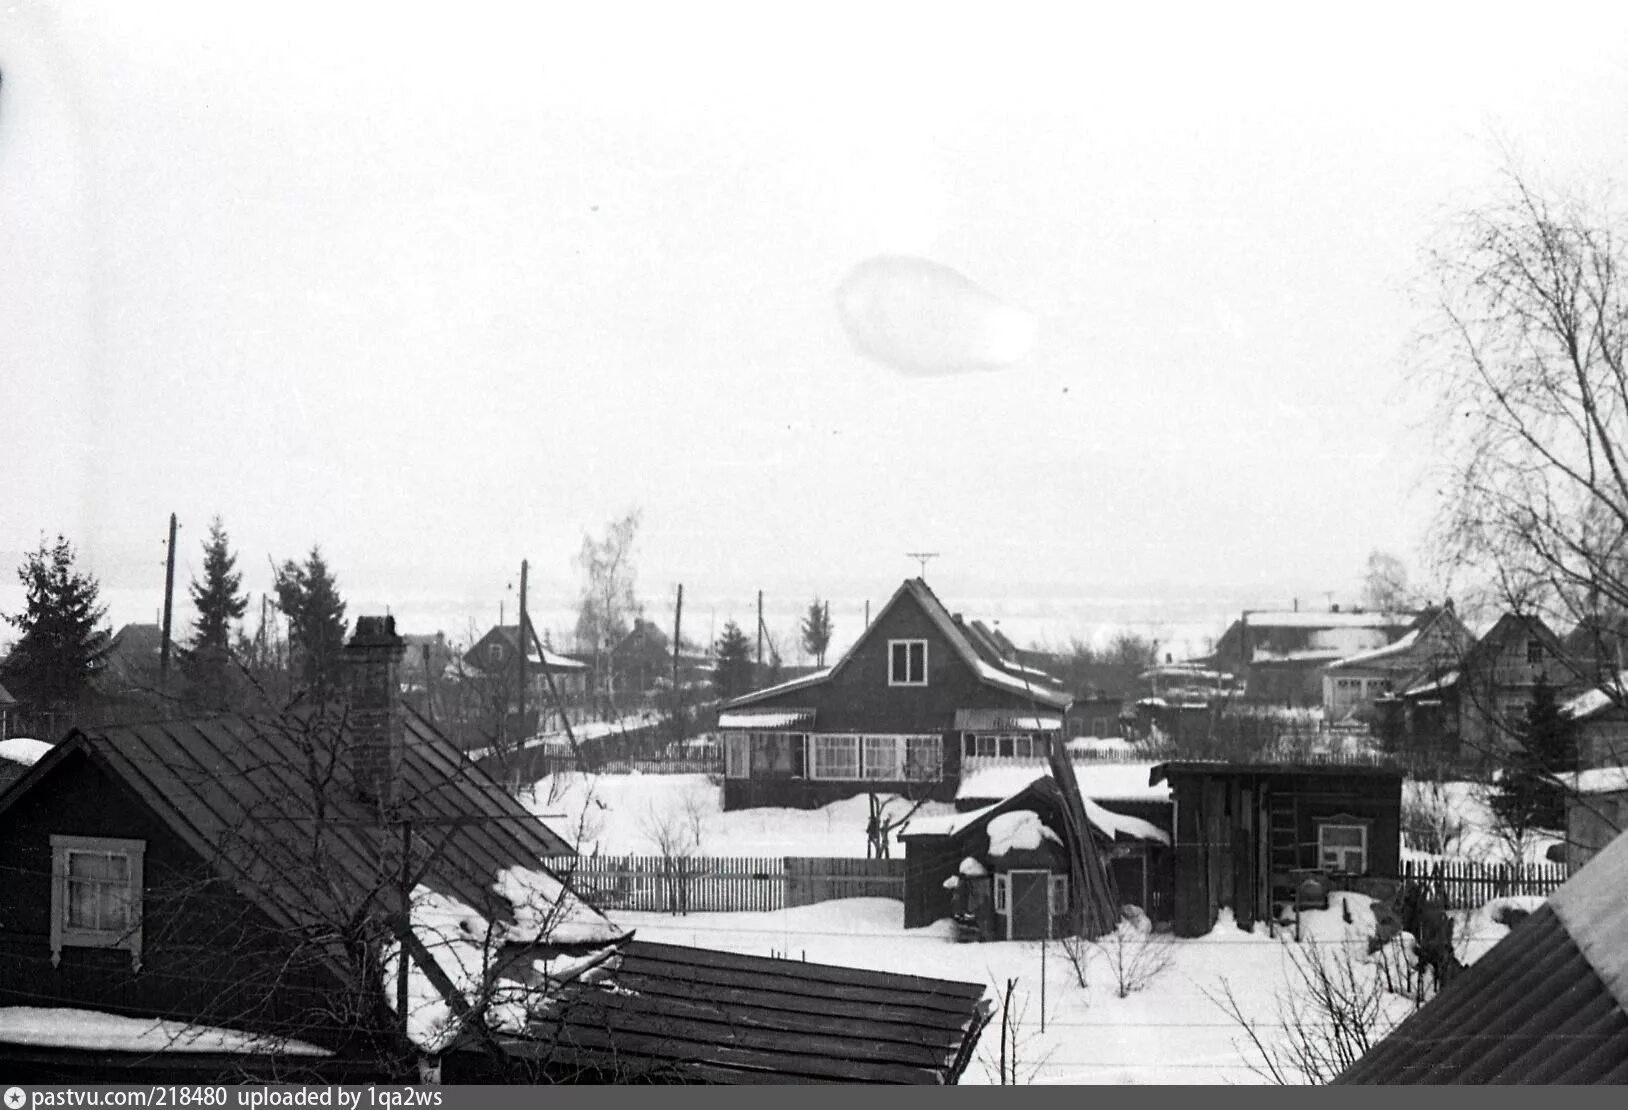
[888,640,928,686]
[489,641,507,663]
[50,835,145,971]
[1315,820,1369,875]
[811,734,860,780]
[904,736,943,782]
[863,735,902,781]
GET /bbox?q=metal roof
[953,709,1062,732]
[1335,903,1628,1083]
[0,705,580,957]
[502,939,991,1083]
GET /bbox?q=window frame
[888,640,928,687]
[50,834,145,971]
[994,873,1009,914]
[903,736,944,782]
[1314,819,1369,875]
[1049,873,1068,916]
[862,735,902,781]
[811,734,860,780]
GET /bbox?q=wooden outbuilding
[1152,760,1403,937]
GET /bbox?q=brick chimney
[346,615,407,808]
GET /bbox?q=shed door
[1007,870,1052,940]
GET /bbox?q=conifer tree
[2,536,110,708]
[712,619,755,701]
[274,546,349,698]
[186,517,249,708]
[800,597,833,667]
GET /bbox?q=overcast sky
[6,2,1628,654]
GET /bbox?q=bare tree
[1421,168,1628,682]
[1361,550,1420,612]
[574,510,643,721]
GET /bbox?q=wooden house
[1559,767,1628,875]
[1209,608,1417,706]
[1337,823,1628,1083]
[0,682,18,741]
[0,617,991,1084]
[1319,603,1472,723]
[1392,612,1575,762]
[716,578,1070,811]
[902,775,1170,938]
[1153,761,1403,937]
[1561,673,1628,770]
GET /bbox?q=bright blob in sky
[835,255,1038,376]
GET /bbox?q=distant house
[715,578,1070,811]
[0,682,17,741]
[1561,672,1628,769]
[95,623,186,697]
[461,623,590,725]
[1319,603,1472,723]
[1152,761,1404,937]
[1337,821,1628,1083]
[1392,612,1574,761]
[1559,766,1628,875]
[903,775,1170,937]
[0,617,991,1084]
[1209,608,1417,706]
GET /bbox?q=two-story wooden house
[715,578,1071,810]
[1319,602,1473,723]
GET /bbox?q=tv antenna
[906,552,939,580]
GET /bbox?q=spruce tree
[274,546,349,698]
[713,619,755,701]
[186,517,249,708]
[800,597,833,667]
[2,536,110,708]
[1492,676,1577,838]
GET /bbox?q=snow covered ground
[609,892,1524,1085]
[524,771,960,857]
[1401,779,1562,866]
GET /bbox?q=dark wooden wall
[0,750,352,1050]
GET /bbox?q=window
[812,735,859,780]
[1049,874,1068,916]
[50,835,145,971]
[904,736,943,781]
[1091,717,1114,738]
[994,873,1009,913]
[724,734,749,778]
[889,640,927,686]
[489,641,507,663]
[863,735,901,780]
[1316,822,1368,874]
[1526,639,1544,665]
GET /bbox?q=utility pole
[159,513,178,689]
[756,590,764,669]
[672,584,684,743]
[517,560,529,737]
[865,599,871,629]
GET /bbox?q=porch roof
[953,709,1062,732]
[718,708,816,730]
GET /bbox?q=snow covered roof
[1325,628,1421,670]
[954,708,1062,732]
[1239,610,1416,630]
[0,1007,331,1057]
[1402,669,1459,697]
[721,578,1070,711]
[986,809,1063,856]
[0,737,51,766]
[920,771,1170,844]
[957,760,1172,804]
[718,707,816,729]
[1563,673,1628,721]
[1557,766,1628,796]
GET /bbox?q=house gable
[0,744,351,1048]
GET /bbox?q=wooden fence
[1399,859,1568,910]
[544,855,906,914]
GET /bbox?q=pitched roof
[0,704,585,965]
[722,579,1069,711]
[1337,825,1628,1083]
[1562,671,1628,721]
[502,940,990,1083]
[0,681,17,708]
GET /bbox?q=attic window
[50,835,145,972]
[1526,639,1544,665]
[889,640,927,686]
[489,642,507,663]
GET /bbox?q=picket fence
[544,854,906,914]
[1399,859,1568,910]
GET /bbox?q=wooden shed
[1152,761,1403,937]
[901,776,1169,940]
